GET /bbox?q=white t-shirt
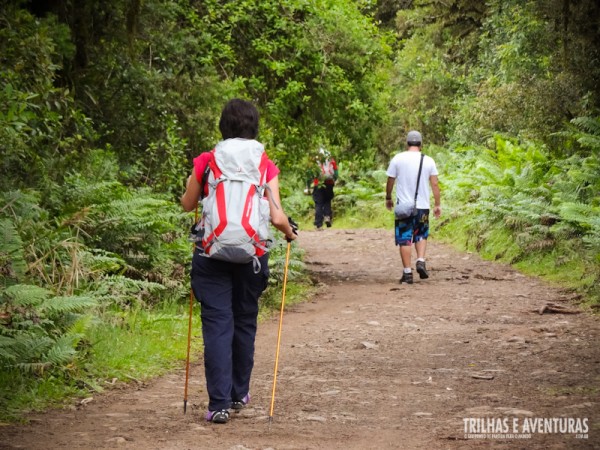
[386,151,438,209]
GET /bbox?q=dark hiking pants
[312,184,334,228]
[191,252,269,411]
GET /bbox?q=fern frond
[66,314,94,337]
[0,336,17,363]
[0,335,15,346]
[2,284,50,307]
[557,202,598,228]
[89,274,166,307]
[43,335,78,367]
[0,190,45,223]
[0,219,27,283]
[14,362,51,373]
[0,347,17,362]
[39,295,98,315]
[576,135,600,150]
[2,332,77,373]
[9,334,54,364]
[554,116,600,154]
[81,250,125,276]
[570,116,600,136]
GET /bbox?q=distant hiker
[385,130,441,284]
[306,147,338,230]
[180,98,297,424]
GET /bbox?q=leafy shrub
[434,131,600,303]
[0,285,97,374]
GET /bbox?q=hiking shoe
[206,409,230,424]
[324,216,332,227]
[400,272,413,284]
[231,393,251,411]
[416,260,429,279]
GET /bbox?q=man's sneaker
[206,409,230,424]
[416,261,429,279]
[400,272,413,284]
[324,216,332,227]
[231,393,250,411]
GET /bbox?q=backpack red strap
[202,150,226,250]
[242,152,269,256]
[258,151,268,184]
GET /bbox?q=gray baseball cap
[406,130,422,145]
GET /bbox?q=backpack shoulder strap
[258,151,269,185]
[207,148,222,179]
[413,153,425,204]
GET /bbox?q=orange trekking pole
[183,204,199,414]
[268,240,292,425]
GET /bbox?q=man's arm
[385,177,395,211]
[430,175,441,218]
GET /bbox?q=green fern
[0,190,46,224]
[570,117,600,152]
[0,315,94,373]
[556,202,598,230]
[39,295,97,316]
[81,249,126,277]
[89,274,166,308]
[82,189,189,277]
[0,219,27,284]
[0,336,17,362]
[66,314,94,337]
[2,284,51,307]
[9,334,54,372]
[434,135,599,304]
[0,284,99,372]
[43,334,78,368]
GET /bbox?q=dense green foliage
[1,0,599,421]
[432,131,599,303]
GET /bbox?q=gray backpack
[195,139,272,268]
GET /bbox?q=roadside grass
[431,210,599,307]
[86,302,203,383]
[0,370,81,423]
[0,301,202,423]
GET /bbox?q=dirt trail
[1,228,599,450]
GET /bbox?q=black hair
[219,99,259,140]
[407,141,422,147]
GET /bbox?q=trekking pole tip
[183,399,187,414]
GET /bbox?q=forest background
[1,0,599,422]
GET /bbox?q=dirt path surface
[1,228,599,450]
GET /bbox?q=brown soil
[1,228,599,450]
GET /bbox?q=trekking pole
[183,204,199,414]
[268,240,292,426]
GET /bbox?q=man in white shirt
[385,131,441,284]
